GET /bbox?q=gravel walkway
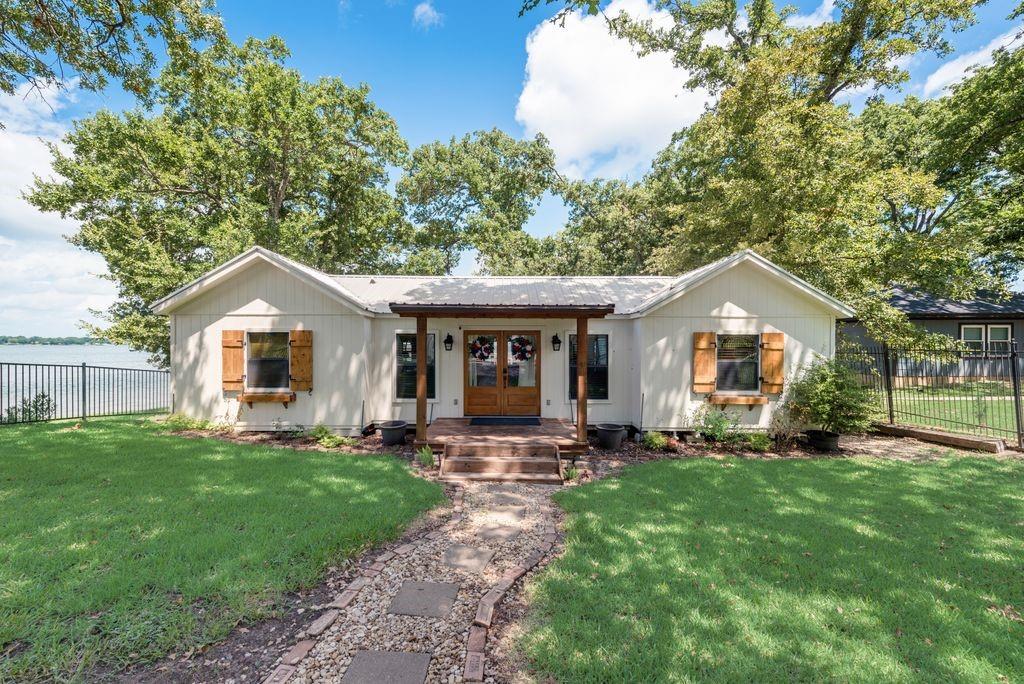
[264,482,561,684]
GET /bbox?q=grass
[885,395,1018,438]
[0,416,444,681]
[522,457,1024,682]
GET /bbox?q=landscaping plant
[642,431,669,451]
[307,423,358,449]
[785,358,877,434]
[691,404,738,442]
[416,445,436,468]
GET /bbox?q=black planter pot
[806,429,840,451]
[596,423,627,450]
[380,420,409,447]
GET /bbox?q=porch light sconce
[551,333,562,352]
[443,333,454,351]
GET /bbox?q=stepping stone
[388,581,460,618]
[443,544,495,574]
[488,506,527,525]
[341,650,431,684]
[489,491,527,505]
[477,523,520,542]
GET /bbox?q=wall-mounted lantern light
[551,333,562,352]
[443,333,454,351]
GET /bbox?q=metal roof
[331,274,675,315]
[890,285,1024,318]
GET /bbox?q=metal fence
[0,362,171,425]
[839,344,1024,448]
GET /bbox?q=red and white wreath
[507,335,535,362]
[468,335,496,361]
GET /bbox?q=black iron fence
[839,344,1024,448]
[0,362,171,425]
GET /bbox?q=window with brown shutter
[289,329,313,392]
[692,331,717,393]
[222,330,245,392]
[759,332,785,394]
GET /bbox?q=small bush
[784,357,877,434]
[564,466,580,481]
[692,404,739,442]
[416,446,435,468]
[742,432,773,452]
[1,392,56,424]
[307,423,358,449]
[642,431,669,450]
[161,413,221,432]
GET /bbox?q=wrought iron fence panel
[0,362,170,425]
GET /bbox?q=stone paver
[443,544,495,574]
[476,523,520,542]
[340,650,431,684]
[388,581,460,618]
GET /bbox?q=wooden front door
[464,331,541,416]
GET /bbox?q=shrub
[161,413,221,432]
[307,423,358,449]
[1,392,56,423]
[564,466,580,481]
[784,357,877,434]
[642,431,669,450]
[692,404,738,442]
[742,432,773,452]
[416,446,435,468]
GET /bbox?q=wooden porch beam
[416,315,427,442]
[576,316,587,445]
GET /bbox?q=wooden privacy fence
[0,362,170,425]
[839,344,1024,449]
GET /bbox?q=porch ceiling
[388,303,615,318]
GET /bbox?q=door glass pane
[467,335,498,387]
[507,334,538,388]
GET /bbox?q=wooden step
[439,472,563,484]
[442,456,560,475]
[445,443,558,459]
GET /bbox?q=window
[569,334,609,400]
[960,325,985,353]
[246,332,290,390]
[396,333,436,399]
[716,334,759,392]
[988,325,1011,355]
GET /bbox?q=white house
[151,246,853,445]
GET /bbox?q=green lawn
[0,417,444,681]
[885,394,1018,438]
[523,457,1024,682]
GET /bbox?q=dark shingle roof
[890,285,1024,317]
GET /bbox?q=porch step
[439,472,564,484]
[440,443,563,483]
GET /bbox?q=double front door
[464,331,541,416]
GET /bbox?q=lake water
[0,344,158,369]
[0,345,168,422]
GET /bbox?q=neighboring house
[151,247,853,437]
[840,286,1024,353]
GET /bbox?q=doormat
[469,417,542,426]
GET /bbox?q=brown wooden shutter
[222,330,245,392]
[693,332,717,393]
[760,332,785,394]
[289,329,313,392]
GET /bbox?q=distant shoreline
[0,337,106,346]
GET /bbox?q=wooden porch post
[576,316,587,444]
[416,315,427,443]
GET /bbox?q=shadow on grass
[523,457,1024,682]
[0,416,444,681]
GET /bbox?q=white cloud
[923,27,1021,97]
[413,2,443,29]
[0,80,115,336]
[515,0,712,179]
[787,0,835,28]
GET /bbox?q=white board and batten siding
[162,249,847,434]
[170,260,369,431]
[638,259,836,429]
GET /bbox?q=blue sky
[0,0,1020,336]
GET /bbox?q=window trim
[715,332,762,395]
[959,323,1014,357]
[985,323,1012,357]
[393,328,440,404]
[244,329,292,393]
[564,330,613,404]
